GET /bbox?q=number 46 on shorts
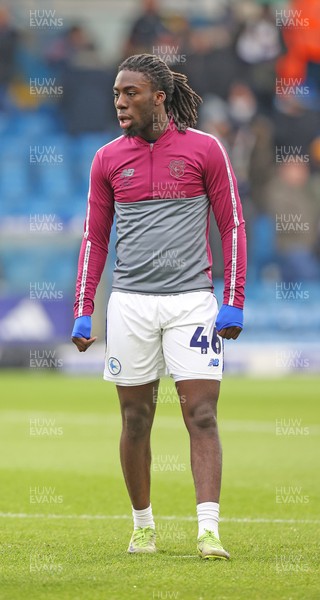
[190,326,221,355]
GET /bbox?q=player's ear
[154,90,166,106]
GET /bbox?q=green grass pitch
[0,371,319,599]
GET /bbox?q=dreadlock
[118,54,202,131]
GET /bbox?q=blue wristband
[216,304,243,330]
[72,316,92,339]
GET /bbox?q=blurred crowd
[1,0,320,283]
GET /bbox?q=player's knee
[188,403,218,432]
[122,406,152,439]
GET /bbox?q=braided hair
[118,54,202,131]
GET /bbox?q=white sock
[197,502,220,538]
[132,504,155,530]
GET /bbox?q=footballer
[72,54,246,559]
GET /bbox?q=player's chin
[123,123,139,137]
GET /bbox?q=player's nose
[115,93,128,109]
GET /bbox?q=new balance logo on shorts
[208,358,219,367]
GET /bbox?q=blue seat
[0,134,28,158]
[71,132,113,192]
[13,111,56,136]
[1,249,43,290]
[248,215,277,280]
[36,162,73,198]
[0,159,30,200]
[28,194,56,215]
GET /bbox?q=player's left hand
[217,326,242,340]
[71,316,97,352]
[72,336,97,352]
[216,304,243,340]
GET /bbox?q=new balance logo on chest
[121,168,135,177]
[120,168,135,187]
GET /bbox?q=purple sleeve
[204,137,247,309]
[74,151,114,318]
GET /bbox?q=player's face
[113,70,164,138]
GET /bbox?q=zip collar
[132,118,177,147]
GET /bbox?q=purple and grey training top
[74,122,247,318]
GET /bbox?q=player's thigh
[117,380,159,426]
[162,291,223,382]
[104,292,165,385]
[176,379,220,425]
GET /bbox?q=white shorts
[103,291,223,386]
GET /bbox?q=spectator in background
[200,84,274,213]
[44,24,115,134]
[59,44,114,134]
[276,0,320,100]
[265,161,320,281]
[45,25,94,72]
[310,135,320,174]
[235,2,281,113]
[183,18,240,100]
[198,95,232,280]
[0,4,18,109]
[227,82,274,210]
[199,84,274,280]
[226,81,276,281]
[274,95,320,159]
[199,94,232,150]
[124,0,168,56]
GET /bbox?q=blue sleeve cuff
[216,304,243,330]
[72,316,92,339]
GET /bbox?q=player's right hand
[71,316,97,352]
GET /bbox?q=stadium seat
[36,162,74,198]
[13,111,56,136]
[248,215,277,280]
[72,132,113,193]
[0,159,30,200]
[0,134,28,158]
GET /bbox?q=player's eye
[113,92,119,98]
[128,92,136,97]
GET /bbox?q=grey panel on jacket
[112,195,213,294]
